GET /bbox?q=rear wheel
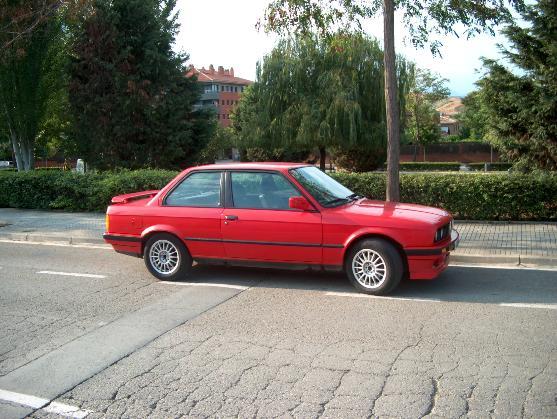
[144,233,192,281]
[345,238,403,295]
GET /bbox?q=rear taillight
[105,214,110,232]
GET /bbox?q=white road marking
[326,292,557,310]
[0,239,109,249]
[37,271,106,279]
[325,291,441,303]
[0,388,93,418]
[43,401,93,418]
[0,388,48,409]
[499,303,557,310]
[159,281,249,290]
[450,263,557,272]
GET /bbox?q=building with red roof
[186,65,253,127]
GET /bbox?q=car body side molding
[185,237,343,249]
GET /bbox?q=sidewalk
[1,208,556,266]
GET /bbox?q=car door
[221,170,322,264]
[160,170,226,259]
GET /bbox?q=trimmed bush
[0,170,178,211]
[331,171,557,221]
[0,169,555,220]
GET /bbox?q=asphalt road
[0,241,556,419]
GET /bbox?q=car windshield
[290,166,357,207]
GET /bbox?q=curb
[0,232,107,246]
[1,233,556,268]
[451,253,557,268]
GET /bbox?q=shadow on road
[182,264,557,306]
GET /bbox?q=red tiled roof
[435,97,464,116]
[186,65,253,86]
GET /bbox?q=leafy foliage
[405,67,449,148]
[1,169,554,220]
[262,0,526,199]
[476,0,557,170]
[457,91,489,142]
[69,0,215,170]
[232,32,412,171]
[0,169,177,211]
[332,171,556,221]
[263,0,525,55]
[0,1,67,171]
[398,162,512,172]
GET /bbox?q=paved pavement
[1,208,556,265]
[0,241,556,418]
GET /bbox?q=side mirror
[289,196,313,211]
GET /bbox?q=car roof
[190,162,312,171]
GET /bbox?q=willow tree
[264,0,525,200]
[233,32,410,171]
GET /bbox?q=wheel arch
[343,232,409,278]
[140,225,187,256]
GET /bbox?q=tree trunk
[10,131,33,171]
[319,146,326,171]
[383,0,400,202]
[11,134,23,172]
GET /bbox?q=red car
[104,163,459,295]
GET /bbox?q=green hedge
[0,169,555,220]
[0,170,178,211]
[398,162,513,171]
[331,171,556,221]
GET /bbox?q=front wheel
[345,238,403,295]
[144,233,192,281]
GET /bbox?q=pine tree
[69,0,214,170]
[478,0,557,170]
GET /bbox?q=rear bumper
[103,233,142,257]
[406,230,459,280]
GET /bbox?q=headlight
[435,223,451,242]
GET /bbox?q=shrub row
[1,169,555,220]
[0,170,177,212]
[397,162,513,171]
[331,171,557,221]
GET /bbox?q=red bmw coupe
[103,163,459,295]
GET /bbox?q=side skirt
[195,258,343,273]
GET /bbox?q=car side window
[231,172,300,210]
[165,172,222,207]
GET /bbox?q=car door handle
[224,215,238,221]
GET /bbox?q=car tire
[345,238,403,295]
[144,233,192,281]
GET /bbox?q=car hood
[343,199,450,226]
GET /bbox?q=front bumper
[406,229,460,280]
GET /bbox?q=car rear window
[165,172,222,207]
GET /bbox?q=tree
[458,90,489,141]
[405,67,449,160]
[233,32,411,171]
[476,0,556,170]
[263,0,525,200]
[69,0,214,170]
[0,1,67,171]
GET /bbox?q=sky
[174,0,511,97]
